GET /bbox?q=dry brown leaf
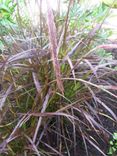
[46,0,64,94]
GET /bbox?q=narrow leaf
[46,0,64,94]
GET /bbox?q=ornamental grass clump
[0,0,117,156]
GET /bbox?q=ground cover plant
[108,132,117,156]
[0,0,117,156]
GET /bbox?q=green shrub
[108,132,117,156]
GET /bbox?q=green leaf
[110,141,113,145]
[5,0,12,6]
[0,4,11,13]
[101,0,117,8]
[113,133,117,140]
[0,40,4,52]
[112,147,116,152]
[108,147,113,155]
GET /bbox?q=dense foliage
[0,0,117,156]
